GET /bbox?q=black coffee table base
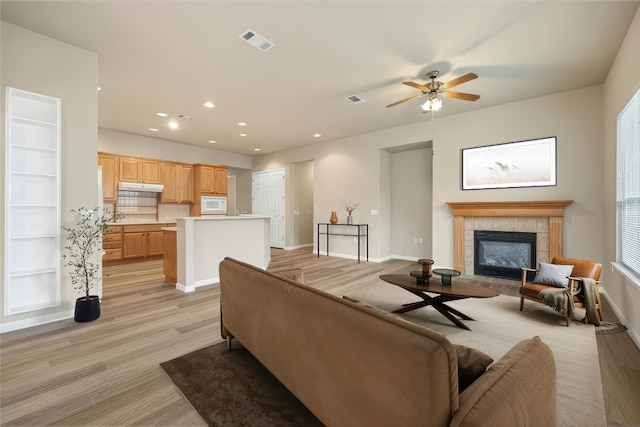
[393,288,475,331]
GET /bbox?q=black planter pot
[74,296,101,322]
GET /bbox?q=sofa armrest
[451,336,557,427]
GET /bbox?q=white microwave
[201,196,227,215]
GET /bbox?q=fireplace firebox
[474,230,536,281]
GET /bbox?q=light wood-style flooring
[1,247,639,426]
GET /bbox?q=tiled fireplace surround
[446,200,574,276]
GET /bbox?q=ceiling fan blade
[386,94,425,108]
[441,73,478,89]
[402,81,430,92]
[442,91,480,101]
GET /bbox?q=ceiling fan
[386,71,480,112]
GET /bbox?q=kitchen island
[165,215,271,292]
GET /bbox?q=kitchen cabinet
[194,164,227,195]
[142,160,162,184]
[118,157,162,184]
[163,229,177,285]
[122,223,170,259]
[119,157,140,183]
[102,225,122,261]
[98,153,118,202]
[161,162,193,204]
[196,164,215,193]
[191,164,227,216]
[4,87,61,315]
[178,164,194,203]
[213,166,228,195]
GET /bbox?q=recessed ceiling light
[149,128,159,132]
[254,148,261,152]
[240,133,247,137]
[203,102,215,108]
[238,122,247,126]
[313,133,322,138]
[97,86,102,91]
[157,112,168,117]
[209,140,216,144]
[169,121,179,129]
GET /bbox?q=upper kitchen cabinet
[98,153,118,202]
[213,166,228,195]
[5,87,61,315]
[118,156,162,184]
[194,164,227,196]
[161,162,193,204]
[142,159,162,184]
[178,164,194,203]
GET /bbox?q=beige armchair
[519,256,603,326]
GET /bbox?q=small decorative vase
[330,211,338,224]
[347,214,353,225]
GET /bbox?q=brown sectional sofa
[219,257,557,427]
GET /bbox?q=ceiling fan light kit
[387,70,480,112]
[421,94,442,112]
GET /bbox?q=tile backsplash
[158,203,189,220]
[104,191,190,223]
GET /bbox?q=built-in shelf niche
[5,87,61,314]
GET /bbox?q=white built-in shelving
[5,87,61,315]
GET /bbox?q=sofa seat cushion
[454,345,493,393]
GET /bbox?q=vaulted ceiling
[2,1,638,156]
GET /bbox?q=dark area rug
[160,340,323,427]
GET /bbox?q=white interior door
[252,169,285,248]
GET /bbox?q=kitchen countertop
[176,215,271,221]
[107,220,177,226]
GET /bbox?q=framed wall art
[461,136,557,190]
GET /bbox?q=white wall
[431,86,605,267]
[291,160,314,248]
[254,85,604,266]
[1,22,99,330]
[99,128,252,170]
[603,9,640,346]
[390,147,432,259]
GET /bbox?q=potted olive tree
[62,207,112,322]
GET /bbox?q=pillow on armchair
[532,262,574,288]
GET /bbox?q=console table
[317,223,369,263]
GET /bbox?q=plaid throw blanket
[539,278,600,325]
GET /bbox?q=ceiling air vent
[346,95,365,105]
[239,29,274,52]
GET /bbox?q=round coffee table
[432,268,461,286]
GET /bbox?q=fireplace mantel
[446,200,574,274]
[446,200,574,217]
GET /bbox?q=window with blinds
[617,88,640,279]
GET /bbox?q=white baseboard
[1,309,74,334]
[284,243,313,250]
[176,278,219,293]
[311,250,380,263]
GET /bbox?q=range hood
[118,182,164,193]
